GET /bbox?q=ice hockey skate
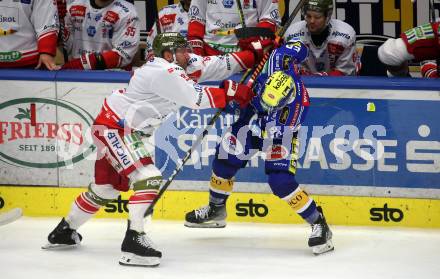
[42,218,82,249]
[308,206,334,255]
[185,204,227,228]
[119,222,162,267]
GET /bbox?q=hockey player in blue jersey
[185,40,334,255]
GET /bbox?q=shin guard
[209,173,234,206]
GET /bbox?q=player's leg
[267,172,333,255]
[184,159,240,228]
[185,109,259,228]
[265,136,333,255]
[119,164,163,267]
[43,180,119,249]
[116,131,162,267]
[43,126,122,249]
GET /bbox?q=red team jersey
[401,21,440,78]
[64,0,140,68]
[187,0,280,55]
[0,0,58,68]
[401,21,440,62]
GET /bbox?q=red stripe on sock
[127,201,154,205]
[128,192,157,203]
[75,193,100,214]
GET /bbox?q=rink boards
[0,70,439,227]
[0,186,440,228]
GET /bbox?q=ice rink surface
[1,217,439,279]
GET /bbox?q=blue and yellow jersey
[250,63,310,138]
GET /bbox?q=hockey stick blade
[234,27,275,40]
[0,208,23,226]
[41,242,80,250]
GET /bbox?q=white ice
[1,217,439,279]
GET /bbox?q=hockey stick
[56,0,69,63]
[235,0,254,92]
[210,0,246,36]
[236,0,246,28]
[247,0,307,87]
[155,0,161,35]
[144,0,307,217]
[0,208,23,226]
[214,1,274,38]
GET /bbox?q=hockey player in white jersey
[61,0,140,70]
[0,0,59,70]
[284,0,358,76]
[187,0,280,56]
[43,32,264,267]
[145,0,191,60]
[378,21,440,78]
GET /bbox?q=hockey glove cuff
[421,61,439,78]
[188,38,205,56]
[238,36,274,64]
[62,53,107,70]
[222,80,253,108]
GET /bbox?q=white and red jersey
[188,0,280,54]
[378,21,440,78]
[100,51,254,132]
[0,0,58,68]
[401,21,440,62]
[402,21,440,78]
[64,0,140,68]
[146,2,189,57]
[284,19,357,76]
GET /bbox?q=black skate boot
[184,203,227,228]
[119,222,162,267]
[308,206,334,255]
[42,218,82,249]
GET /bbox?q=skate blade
[119,252,160,267]
[184,220,226,228]
[41,242,80,250]
[0,208,23,226]
[312,240,334,255]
